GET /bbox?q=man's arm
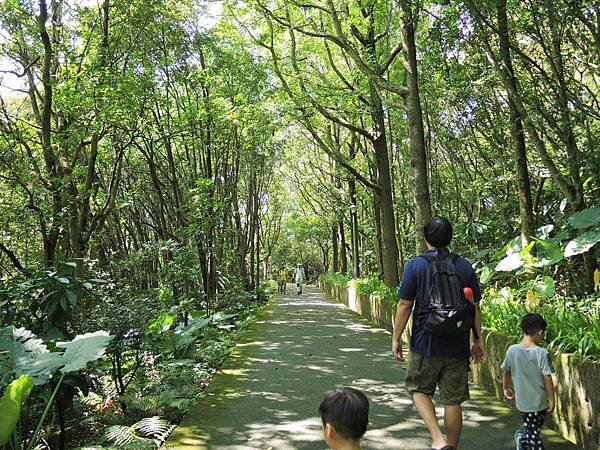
[392,299,413,361]
[471,302,486,363]
[544,374,555,413]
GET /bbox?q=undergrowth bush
[320,273,397,304]
[319,272,350,285]
[482,289,600,361]
[351,276,397,304]
[475,209,600,361]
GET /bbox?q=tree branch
[0,242,29,274]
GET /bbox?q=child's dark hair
[319,387,369,440]
[521,313,547,336]
[423,216,453,248]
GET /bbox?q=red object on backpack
[463,287,474,301]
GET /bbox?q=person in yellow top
[279,267,288,294]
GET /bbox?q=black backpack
[418,252,476,338]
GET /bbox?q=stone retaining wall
[319,280,599,449]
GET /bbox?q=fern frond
[120,393,159,413]
[135,416,172,437]
[105,416,174,449]
[106,425,149,446]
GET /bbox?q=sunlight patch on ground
[221,368,248,376]
[305,365,336,374]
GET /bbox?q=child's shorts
[405,352,470,405]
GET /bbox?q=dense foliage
[0,0,598,448]
[321,208,600,360]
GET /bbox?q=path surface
[165,286,577,449]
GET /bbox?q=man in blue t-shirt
[392,216,485,450]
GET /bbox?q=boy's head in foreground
[319,387,369,449]
[521,313,547,344]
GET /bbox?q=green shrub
[258,279,278,298]
[320,273,398,304]
[319,272,351,285]
[352,276,397,304]
[482,289,600,361]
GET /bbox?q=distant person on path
[319,387,369,450]
[294,263,304,294]
[392,216,485,450]
[502,313,555,450]
[278,267,288,294]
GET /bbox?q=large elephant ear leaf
[0,327,16,386]
[12,328,49,355]
[56,331,113,373]
[17,353,65,385]
[564,230,600,257]
[568,207,600,229]
[0,327,62,386]
[0,375,33,445]
[13,327,64,385]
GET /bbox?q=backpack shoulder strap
[447,253,467,284]
[418,253,436,263]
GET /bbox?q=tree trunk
[546,0,585,211]
[370,93,399,285]
[339,219,348,274]
[468,2,582,212]
[38,0,61,266]
[497,0,535,247]
[400,10,432,253]
[349,178,360,277]
[332,223,339,272]
[373,192,384,276]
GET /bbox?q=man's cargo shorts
[405,351,470,405]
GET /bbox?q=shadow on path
[165,286,577,449]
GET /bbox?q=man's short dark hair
[319,387,369,440]
[423,216,453,248]
[521,313,547,336]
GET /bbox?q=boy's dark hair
[423,216,453,248]
[319,387,369,440]
[521,313,547,336]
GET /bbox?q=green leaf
[534,238,564,266]
[164,359,195,367]
[0,327,62,386]
[564,230,600,257]
[65,290,77,305]
[474,248,491,259]
[507,236,521,254]
[56,331,113,373]
[56,277,70,285]
[536,224,554,239]
[568,207,600,228]
[533,276,555,299]
[520,241,535,256]
[18,353,64,385]
[480,266,495,284]
[496,253,523,272]
[0,375,33,445]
